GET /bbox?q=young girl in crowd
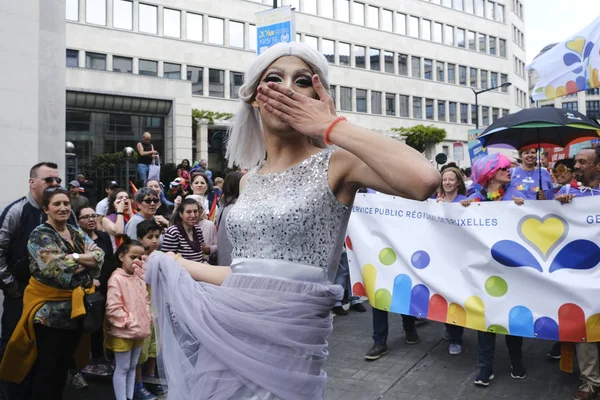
[105,238,151,400]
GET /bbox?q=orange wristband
[324,116,347,145]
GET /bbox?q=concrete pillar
[106,0,113,27]
[181,10,187,39]
[157,5,164,35]
[133,0,139,31]
[195,119,209,162]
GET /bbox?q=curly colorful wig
[471,153,512,187]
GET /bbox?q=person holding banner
[463,153,527,386]
[509,148,554,200]
[437,167,468,204]
[551,158,578,198]
[141,41,440,400]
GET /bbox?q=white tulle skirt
[144,253,343,400]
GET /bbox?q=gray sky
[525,0,599,63]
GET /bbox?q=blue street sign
[255,6,296,55]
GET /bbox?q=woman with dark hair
[177,159,191,184]
[102,188,135,251]
[552,158,578,197]
[162,198,207,263]
[215,172,244,266]
[190,171,213,213]
[0,188,104,399]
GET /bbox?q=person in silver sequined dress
[142,42,440,400]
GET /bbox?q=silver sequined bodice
[226,149,351,283]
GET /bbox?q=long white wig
[225,42,331,169]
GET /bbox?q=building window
[398,54,408,75]
[164,63,181,79]
[187,13,203,42]
[487,1,495,20]
[443,145,450,156]
[303,0,317,13]
[400,95,409,117]
[113,0,132,29]
[448,63,456,83]
[370,48,380,71]
[489,36,497,55]
[209,69,225,97]
[367,5,379,28]
[436,61,445,82]
[470,67,478,87]
[442,0,452,7]
[384,51,394,73]
[339,42,351,66]
[465,0,474,13]
[66,0,79,21]
[502,108,509,117]
[139,3,157,34]
[476,0,485,16]
[187,66,203,95]
[139,59,157,76]
[445,25,454,45]
[433,22,443,43]
[409,16,419,38]
[230,71,244,99]
[426,99,434,120]
[482,106,489,125]
[322,39,335,63]
[386,93,396,116]
[449,102,457,122]
[478,33,487,53]
[457,28,465,48]
[492,107,499,122]
[587,88,600,95]
[459,65,467,85]
[322,0,334,18]
[356,89,367,112]
[499,39,507,57]
[382,9,393,32]
[468,31,476,50]
[497,4,505,22]
[352,2,364,25]
[455,0,464,11]
[422,19,431,41]
[412,56,421,78]
[461,103,469,123]
[481,70,488,89]
[330,85,337,107]
[396,13,406,35]
[438,100,446,121]
[336,0,350,22]
[305,35,318,51]
[340,86,352,111]
[113,56,132,73]
[471,105,478,125]
[86,0,106,25]
[563,102,578,111]
[424,59,433,80]
[355,46,366,69]
[249,24,257,51]
[501,73,508,92]
[208,17,224,45]
[371,91,382,114]
[229,21,244,48]
[85,52,106,70]
[66,49,79,67]
[413,97,423,119]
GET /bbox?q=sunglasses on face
[78,214,98,220]
[42,177,62,184]
[498,167,510,172]
[142,198,160,204]
[553,165,572,175]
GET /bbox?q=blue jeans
[137,163,149,183]
[372,307,416,346]
[445,324,464,345]
[477,331,523,368]
[334,253,360,307]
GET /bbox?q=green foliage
[91,151,137,173]
[192,109,234,131]
[391,125,447,153]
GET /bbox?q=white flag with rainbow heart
[346,193,600,342]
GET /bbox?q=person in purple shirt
[555,165,600,202]
[438,167,468,204]
[510,148,554,200]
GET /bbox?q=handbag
[148,154,161,182]
[82,292,106,333]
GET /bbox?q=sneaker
[349,303,367,313]
[68,371,88,390]
[332,306,347,316]
[405,329,419,345]
[573,381,599,400]
[364,343,388,361]
[81,363,113,377]
[510,362,527,379]
[146,383,168,396]
[474,367,494,387]
[133,387,158,400]
[547,342,561,360]
[449,343,463,355]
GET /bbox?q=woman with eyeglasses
[102,188,135,251]
[124,188,166,240]
[551,158,578,198]
[0,188,104,399]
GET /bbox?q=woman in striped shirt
[161,198,207,262]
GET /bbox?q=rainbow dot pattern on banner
[349,236,600,341]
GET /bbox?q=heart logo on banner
[518,215,568,260]
[566,37,585,56]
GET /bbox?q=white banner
[347,193,600,342]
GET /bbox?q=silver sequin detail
[226,149,351,283]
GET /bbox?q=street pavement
[62,302,580,400]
